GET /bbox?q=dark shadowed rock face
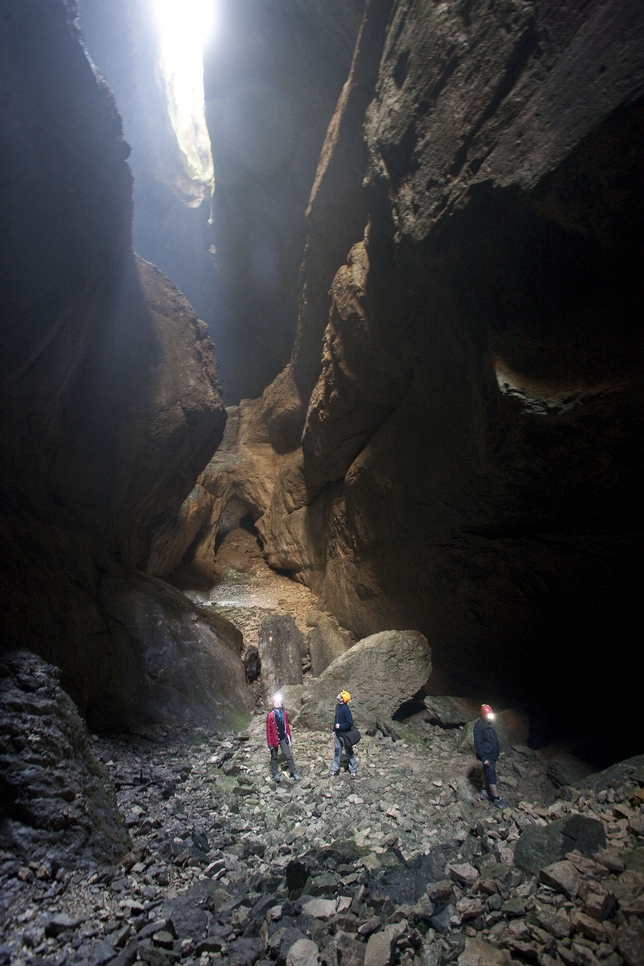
[198,0,644,759]
[94,571,252,733]
[258,614,305,696]
[0,651,131,867]
[0,0,233,730]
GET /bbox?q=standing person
[266,694,300,783]
[474,704,506,808]
[330,690,357,779]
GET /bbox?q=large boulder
[0,651,131,867]
[514,814,606,874]
[258,614,305,696]
[308,617,353,677]
[577,755,644,794]
[424,696,472,727]
[95,570,252,733]
[287,630,431,730]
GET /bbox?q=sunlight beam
[152,0,215,206]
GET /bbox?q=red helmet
[481,704,494,717]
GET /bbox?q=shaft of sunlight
[152,0,215,206]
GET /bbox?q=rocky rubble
[2,703,643,966]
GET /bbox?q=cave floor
[3,711,643,966]
[183,528,321,663]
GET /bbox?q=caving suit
[473,716,501,786]
[266,708,299,780]
[331,701,357,776]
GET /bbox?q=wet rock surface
[2,702,643,966]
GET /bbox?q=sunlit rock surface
[203,0,644,760]
[0,0,231,730]
[80,0,219,346]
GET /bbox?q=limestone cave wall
[0,0,251,732]
[204,0,365,402]
[193,0,644,759]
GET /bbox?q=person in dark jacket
[473,704,505,808]
[330,690,357,778]
[265,694,300,783]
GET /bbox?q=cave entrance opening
[151,0,215,205]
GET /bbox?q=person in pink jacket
[265,693,300,783]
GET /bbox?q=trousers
[270,739,298,778]
[331,734,357,775]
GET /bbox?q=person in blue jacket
[330,690,357,778]
[474,704,506,808]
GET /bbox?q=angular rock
[335,932,366,966]
[571,911,606,944]
[44,914,83,937]
[416,949,442,966]
[448,864,479,888]
[423,696,471,727]
[288,630,431,729]
[279,930,310,964]
[259,614,305,694]
[624,848,644,874]
[534,909,573,940]
[500,898,525,918]
[286,939,320,966]
[431,904,455,935]
[228,938,266,966]
[581,880,616,921]
[163,880,222,939]
[595,849,625,873]
[364,931,396,966]
[456,897,484,921]
[620,895,644,918]
[308,619,352,677]
[108,939,139,966]
[514,815,606,874]
[617,922,644,966]
[457,938,512,966]
[539,860,580,899]
[579,755,644,795]
[301,898,338,920]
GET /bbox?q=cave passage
[1,0,643,826]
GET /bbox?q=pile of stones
[1,708,642,966]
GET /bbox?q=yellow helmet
[340,690,351,703]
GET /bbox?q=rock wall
[195,0,644,760]
[80,0,220,367]
[0,0,249,731]
[0,651,131,868]
[204,0,364,402]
